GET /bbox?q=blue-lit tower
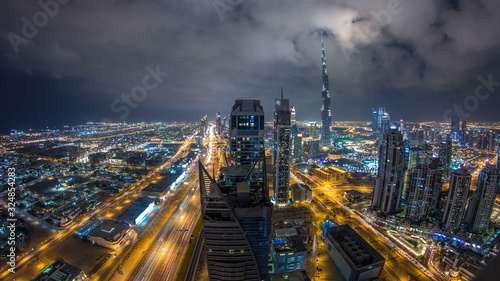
[229,99,265,187]
[320,38,332,144]
[450,113,460,141]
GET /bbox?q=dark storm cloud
[1,0,499,131]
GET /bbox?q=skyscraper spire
[320,37,332,143]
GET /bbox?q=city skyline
[1,1,500,133]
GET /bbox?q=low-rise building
[310,166,348,185]
[291,183,312,204]
[31,258,88,281]
[344,190,365,202]
[87,220,137,250]
[325,225,385,281]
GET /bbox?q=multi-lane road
[1,136,195,280]
[297,170,436,281]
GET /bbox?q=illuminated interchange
[1,43,500,281]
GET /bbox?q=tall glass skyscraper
[442,167,471,232]
[200,99,273,280]
[372,126,405,214]
[405,159,442,222]
[199,164,272,281]
[320,38,332,143]
[229,99,266,188]
[274,90,291,205]
[465,164,499,233]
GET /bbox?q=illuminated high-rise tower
[442,167,471,232]
[372,126,405,214]
[320,38,332,143]
[216,109,222,136]
[451,113,460,141]
[274,88,291,205]
[229,99,265,187]
[405,159,442,223]
[465,164,499,233]
[438,136,452,178]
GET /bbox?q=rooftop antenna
[281,87,284,99]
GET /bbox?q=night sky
[1,0,500,133]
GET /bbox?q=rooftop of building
[327,224,385,269]
[313,166,348,175]
[31,258,85,281]
[87,220,131,242]
[273,236,307,253]
[232,99,264,113]
[291,183,312,191]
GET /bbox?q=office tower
[290,105,296,126]
[201,115,208,138]
[408,126,425,147]
[308,140,320,158]
[320,38,332,143]
[292,129,303,162]
[460,119,468,145]
[309,122,319,139]
[438,136,452,178]
[274,89,291,205]
[442,167,471,232]
[405,159,443,222]
[371,107,384,133]
[402,146,421,201]
[199,164,272,281]
[372,126,405,214]
[380,111,391,135]
[497,136,500,170]
[465,164,499,233]
[371,108,379,132]
[216,109,222,136]
[451,113,460,141]
[229,99,265,186]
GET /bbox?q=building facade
[465,164,499,233]
[229,99,266,188]
[405,159,442,223]
[274,91,292,205]
[320,38,332,143]
[200,164,273,281]
[372,127,405,214]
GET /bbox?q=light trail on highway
[126,124,223,281]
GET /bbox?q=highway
[296,170,436,281]
[124,124,224,281]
